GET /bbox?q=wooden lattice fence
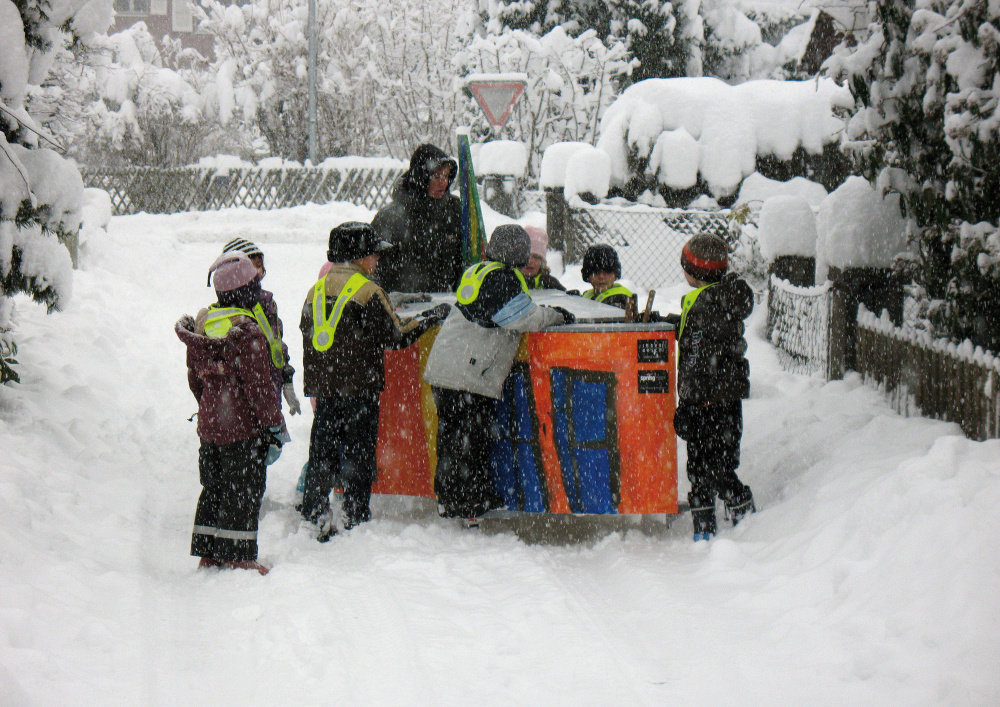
[81,165,405,215]
[856,308,1000,441]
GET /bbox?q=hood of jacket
[393,144,458,203]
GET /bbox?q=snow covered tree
[200,0,469,161]
[824,0,1000,351]
[478,0,704,83]
[455,26,636,177]
[0,0,110,383]
[73,23,244,167]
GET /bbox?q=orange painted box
[372,322,678,515]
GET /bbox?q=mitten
[548,306,576,325]
[420,303,452,326]
[282,383,301,415]
[264,425,283,465]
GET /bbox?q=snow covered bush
[1,0,107,383]
[824,0,1000,352]
[76,24,246,167]
[595,76,854,204]
[455,26,635,177]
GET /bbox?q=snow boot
[227,559,270,575]
[724,487,756,526]
[688,491,717,539]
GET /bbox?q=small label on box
[637,339,669,363]
[637,369,670,394]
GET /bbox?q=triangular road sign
[467,80,526,129]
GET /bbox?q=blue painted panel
[550,369,617,513]
[491,369,547,512]
[571,379,607,444]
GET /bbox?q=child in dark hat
[298,222,450,540]
[222,238,301,417]
[579,244,634,310]
[672,233,756,541]
[175,251,286,575]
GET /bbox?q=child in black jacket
[670,234,755,541]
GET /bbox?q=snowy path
[1,204,998,706]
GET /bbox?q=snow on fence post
[826,266,904,381]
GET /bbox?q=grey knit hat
[485,224,531,268]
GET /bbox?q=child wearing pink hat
[520,225,566,291]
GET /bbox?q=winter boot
[227,559,270,575]
[688,491,717,540]
[724,487,756,526]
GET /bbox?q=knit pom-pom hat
[680,234,729,283]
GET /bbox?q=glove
[566,289,581,296]
[175,315,195,332]
[389,291,433,307]
[549,306,576,325]
[264,425,283,466]
[419,303,451,326]
[282,383,301,415]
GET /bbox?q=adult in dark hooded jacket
[371,144,464,293]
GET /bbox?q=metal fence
[541,196,731,290]
[767,275,832,376]
[82,165,405,215]
[856,307,1000,441]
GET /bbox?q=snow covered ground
[1,202,999,706]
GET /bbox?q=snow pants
[192,436,267,562]
[682,400,753,536]
[301,391,380,527]
[432,387,503,518]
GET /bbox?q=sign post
[464,73,527,133]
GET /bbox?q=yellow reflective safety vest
[311,272,369,351]
[204,304,285,369]
[456,261,528,305]
[678,283,716,339]
[582,283,633,303]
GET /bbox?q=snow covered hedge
[824,0,1000,353]
[595,76,855,205]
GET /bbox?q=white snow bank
[815,175,908,280]
[597,77,853,197]
[0,202,998,705]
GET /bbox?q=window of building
[113,0,150,15]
